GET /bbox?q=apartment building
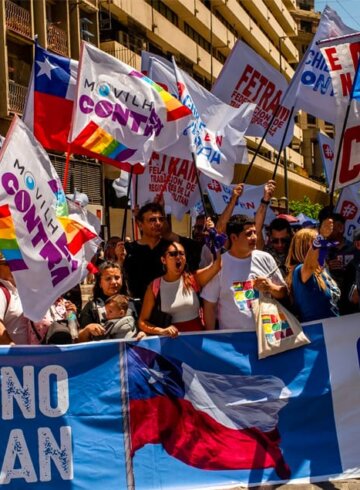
[0,0,327,235]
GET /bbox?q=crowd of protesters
[0,180,359,345]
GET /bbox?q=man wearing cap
[0,254,29,344]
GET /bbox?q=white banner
[69,43,192,166]
[318,132,334,185]
[212,40,293,151]
[0,117,99,321]
[284,6,356,123]
[133,151,200,220]
[143,53,254,184]
[335,181,360,240]
[204,178,276,224]
[320,35,360,189]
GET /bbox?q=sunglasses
[167,251,185,257]
[270,238,290,244]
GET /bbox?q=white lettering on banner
[0,365,73,484]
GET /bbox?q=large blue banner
[0,314,359,489]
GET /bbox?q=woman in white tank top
[139,241,221,337]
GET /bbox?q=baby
[100,294,144,340]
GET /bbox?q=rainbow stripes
[57,216,97,255]
[0,205,28,271]
[129,70,192,122]
[262,313,294,344]
[73,121,137,162]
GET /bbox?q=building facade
[0,0,327,236]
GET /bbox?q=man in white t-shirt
[201,215,288,331]
[0,254,29,344]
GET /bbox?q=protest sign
[318,132,334,185]
[144,54,254,184]
[2,314,360,488]
[212,40,293,150]
[133,151,201,220]
[69,43,192,170]
[0,116,99,321]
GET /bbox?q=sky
[314,0,360,30]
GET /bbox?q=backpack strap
[151,277,162,298]
[0,282,11,317]
[189,274,200,293]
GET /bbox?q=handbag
[149,278,173,328]
[254,294,310,359]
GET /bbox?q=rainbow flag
[0,205,28,271]
[129,70,192,122]
[58,216,98,255]
[72,121,137,163]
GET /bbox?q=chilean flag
[127,345,291,479]
[23,43,144,173]
[23,42,77,153]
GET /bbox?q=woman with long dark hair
[78,261,140,341]
[139,241,221,337]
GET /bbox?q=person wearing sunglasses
[139,241,221,337]
[263,218,293,278]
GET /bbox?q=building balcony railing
[47,23,68,57]
[8,80,27,114]
[5,0,32,39]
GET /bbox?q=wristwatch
[261,198,270,205]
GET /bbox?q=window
[307,114,316,125]
[300,20,312,33]
[149,0,178,27]
[184,22,210,52]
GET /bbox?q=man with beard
[201,214,288,331]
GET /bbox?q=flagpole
[62,146,72,190]
[119,342,135,490]
[243,104,282,184]
[283,148,289,213]
[134,175,139,240]
[271,105,295,180]
[192,152,208,220]
[121,167,133,241]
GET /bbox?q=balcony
[100,40,142,71]
[47,23,68,57]
[5,0,31,39]
[8,80,27,114]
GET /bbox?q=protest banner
[0,116,99,321]
[133,151,200,220]
[335,181,360,240]
[212,40,293,151]
[1,313,360,489]
[144,54,254,184]
[318,132,334,185]
[69,43,192,170]
[284,6,356,124]
[319,34,360,190]
[204,178,276,224]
